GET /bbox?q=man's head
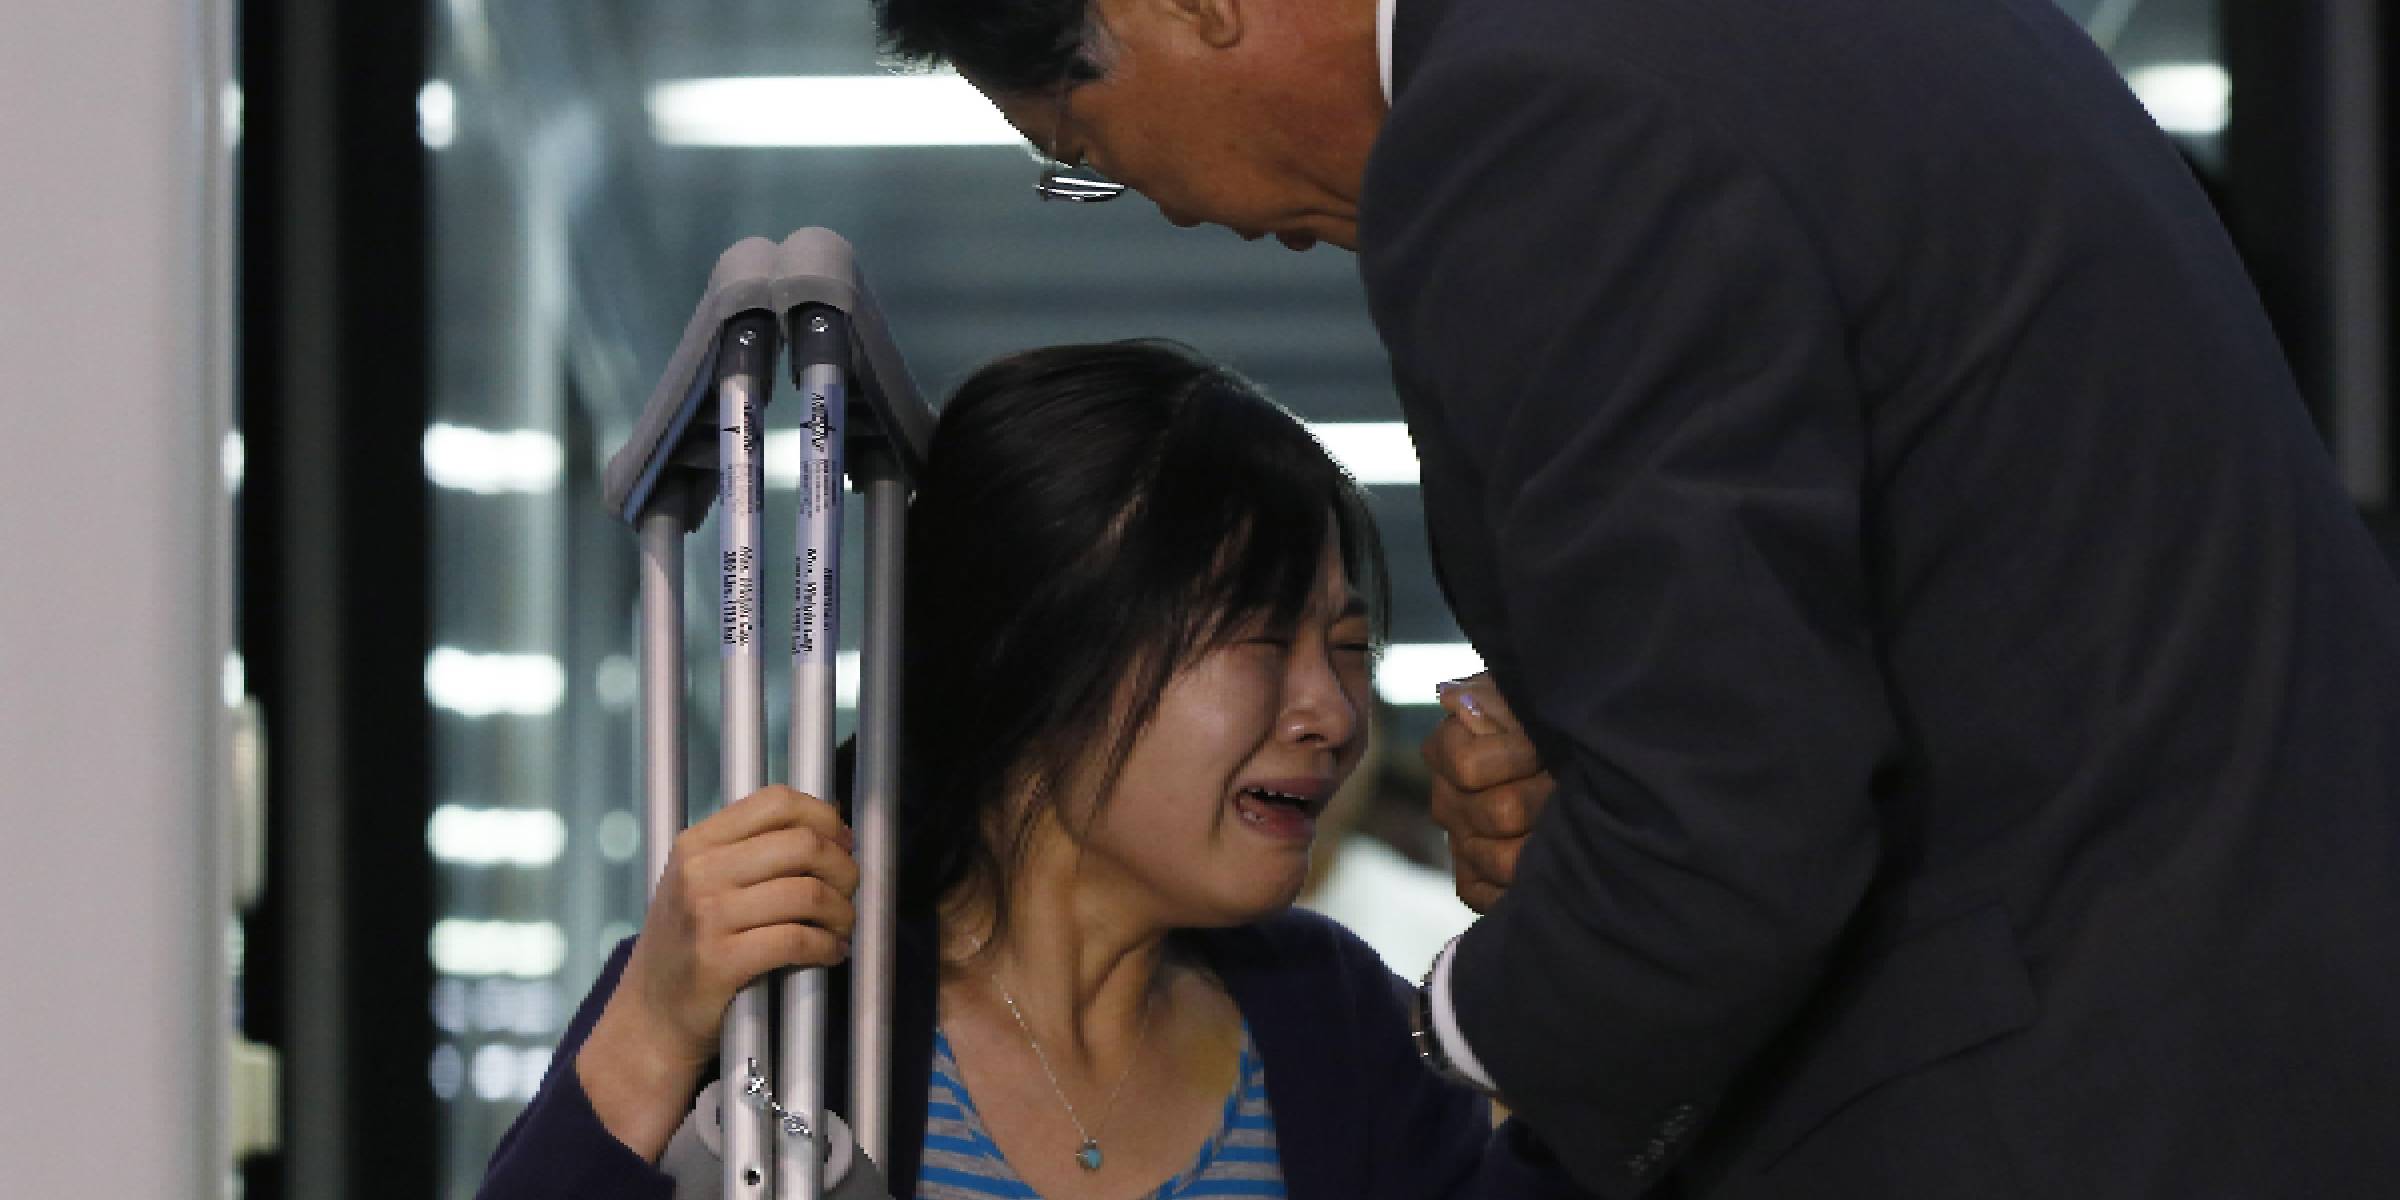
[873,0,1385,250]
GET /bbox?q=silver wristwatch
[1409,946,1493,1094]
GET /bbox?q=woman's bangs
[1137,393,1365,661]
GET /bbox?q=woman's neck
[940,846,1178,1060]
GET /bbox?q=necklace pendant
[1075,1139,1104,1172]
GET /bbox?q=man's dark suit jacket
[1356,0,2400,1196]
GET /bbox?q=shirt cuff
[1430,935,1499,1092]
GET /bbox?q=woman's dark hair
[900,341,1387,934]
[873,0,1103,94]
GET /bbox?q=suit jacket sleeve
[1359,43,1900,1196]
[477,940,676,1200]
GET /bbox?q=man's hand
[1424,673,1554,913]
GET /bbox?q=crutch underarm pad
[603,228,934,530]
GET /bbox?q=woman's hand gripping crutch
[576,786,858,1162]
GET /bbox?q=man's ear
[1102,0,1246,52]
[1175,0,1245,49]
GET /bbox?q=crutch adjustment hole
[743,1168,762,1187]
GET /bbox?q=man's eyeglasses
[1034,83,1125,203]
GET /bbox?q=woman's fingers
[700,874,857,941]
[633,783,861,1034]
[686,825,861,896]
[726,921,851,978]
[677,784,853,854]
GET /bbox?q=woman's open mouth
[1233,784,1327,840]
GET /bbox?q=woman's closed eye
[1329,621,1376,657]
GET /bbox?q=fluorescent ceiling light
[430,1043,465,1099]
[1308,422,1419,486]
[424,423,563,495]
[430,918,567,978]
[222,82,244,150]
[2128,63,2230,137]
[426,647,567,717]
[432,976,561,1038]
[222,431,244,493]
[419,79,456,150]
[1377,642,1486,706]
[648,75,1025,148]
[432,979,469,1034]
[428,805,568,867]
[471,1044,551,1102]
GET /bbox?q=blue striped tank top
[917,1021,1285,1199]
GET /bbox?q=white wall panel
[0,0,231,1192]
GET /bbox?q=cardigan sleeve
[1231,910,1588,1199]
[1335,930,1589,1200]
[475,940,678,1200]
[1353,954,1488,1199]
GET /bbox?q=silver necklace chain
[989,969,1157,1168]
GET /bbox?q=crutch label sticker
[724,546,757,652]
[721,387,764,515]
[792,382,845,666]
[721,383,764,655]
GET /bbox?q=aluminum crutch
[775,304,845,1200]
[605,229,932,1200]
[719,308,784,1198]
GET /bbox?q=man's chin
[1196,215,1355,252]
[1296,221,1361,252]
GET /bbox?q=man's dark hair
[899,340,1388,937]
[873,0,1104,94]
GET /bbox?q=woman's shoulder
[1182,914,1521,1199]
[1181,909,1419,1060]
[1187,907,1399,986]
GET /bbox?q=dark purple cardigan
[477,908,1583,1198]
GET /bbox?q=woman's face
[1070,545,1375,928]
